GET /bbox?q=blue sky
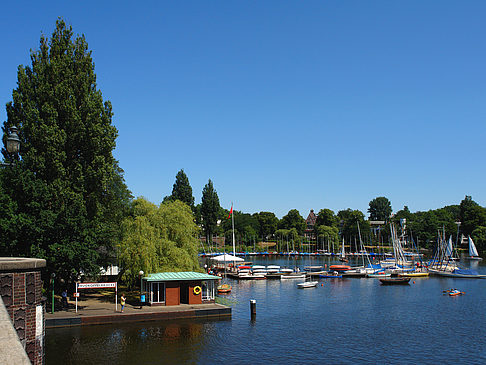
[1,1,485,218]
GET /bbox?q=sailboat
[339,238,348,262]
[467,236,482,260]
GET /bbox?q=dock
[46,297,231,328]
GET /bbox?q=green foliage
[368,197,392,221]
[163,169,194,208]
[315,209,337,227]
[337,209,370,241]
[253,211,278,239]
[118,199,201,286]
[221,210,258,243]
[316,225,339,251]
[460,196,486,236]
[471,227,486,252]
[200,179,220,241]
[0,19,131,284]
[278,209,306,235]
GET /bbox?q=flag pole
[231,202,236,270]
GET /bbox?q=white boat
[280,273,306,279]
[467,236,483,260]
[266,265,281,273]
[297,280,318,288]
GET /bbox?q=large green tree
[163,169,194,208]
[315,208,338,227]
[368,197,392,221]
[253,211,278,239]
[200,179,220,243]
[118,199,200,286]
[0,19,131,284]
[278,209,306,235]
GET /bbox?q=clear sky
[1,1,485,218]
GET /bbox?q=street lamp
[139,270,144,309]
[2,126,21,166]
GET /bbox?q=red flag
[227,205,233,219]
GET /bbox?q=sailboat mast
[231,202,236,269]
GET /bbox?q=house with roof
[141,272,220,306]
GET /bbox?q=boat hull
[379,278,411,285]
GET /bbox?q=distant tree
[253,212,278,239]
[163,169,194,208]
[0,19,130,285]
[315,209,337,227]
[459,196,486,236]
[337,209,369,242]
[368,197,392,221]
[118,199,201,287]
[471,227,486,252]
[200,179,220,243]
[278,209,306,235]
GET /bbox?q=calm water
[46,257,486,364]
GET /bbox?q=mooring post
[250,299,256,319]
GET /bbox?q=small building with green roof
[141,272,220,306]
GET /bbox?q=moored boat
[379,277,411,285]
[297,280,318,288]
[217,283,232,293]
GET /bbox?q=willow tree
[118,199,201,286]
[0,19,131,284]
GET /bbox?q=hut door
[180,283,189,304]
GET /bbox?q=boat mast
[232,202,236,269]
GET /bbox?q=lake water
[46,256,486,364]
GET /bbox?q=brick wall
[1,270,44,365]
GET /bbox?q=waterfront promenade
[46,295,231,328]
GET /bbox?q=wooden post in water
[250,299,256,320]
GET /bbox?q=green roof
[144,271,220,282]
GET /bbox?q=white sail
[469,236,479,257]
[445,236,453,258]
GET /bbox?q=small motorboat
[443,289,465,296]
[449,289,465,296]
[367,270,391,278]
[217,283,232,294]
[379,277,411,285]
[329,265,351,272]
[297,280,318,288]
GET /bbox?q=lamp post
[50,273,56,314]
[139,270,144,309]
[1,126,21,167]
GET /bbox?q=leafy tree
[278,209,306,235]
[253,211,278,239]
[368,197,392,221]
[337,209,369,242]
[315,208,337,227]
[118,199,201,287]
[200,179,220,243]
[163,169,194,208]
[471,227,486,252]
[0,19,130,285]
[459,196,486,236]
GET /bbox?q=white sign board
[77,282,117,289]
